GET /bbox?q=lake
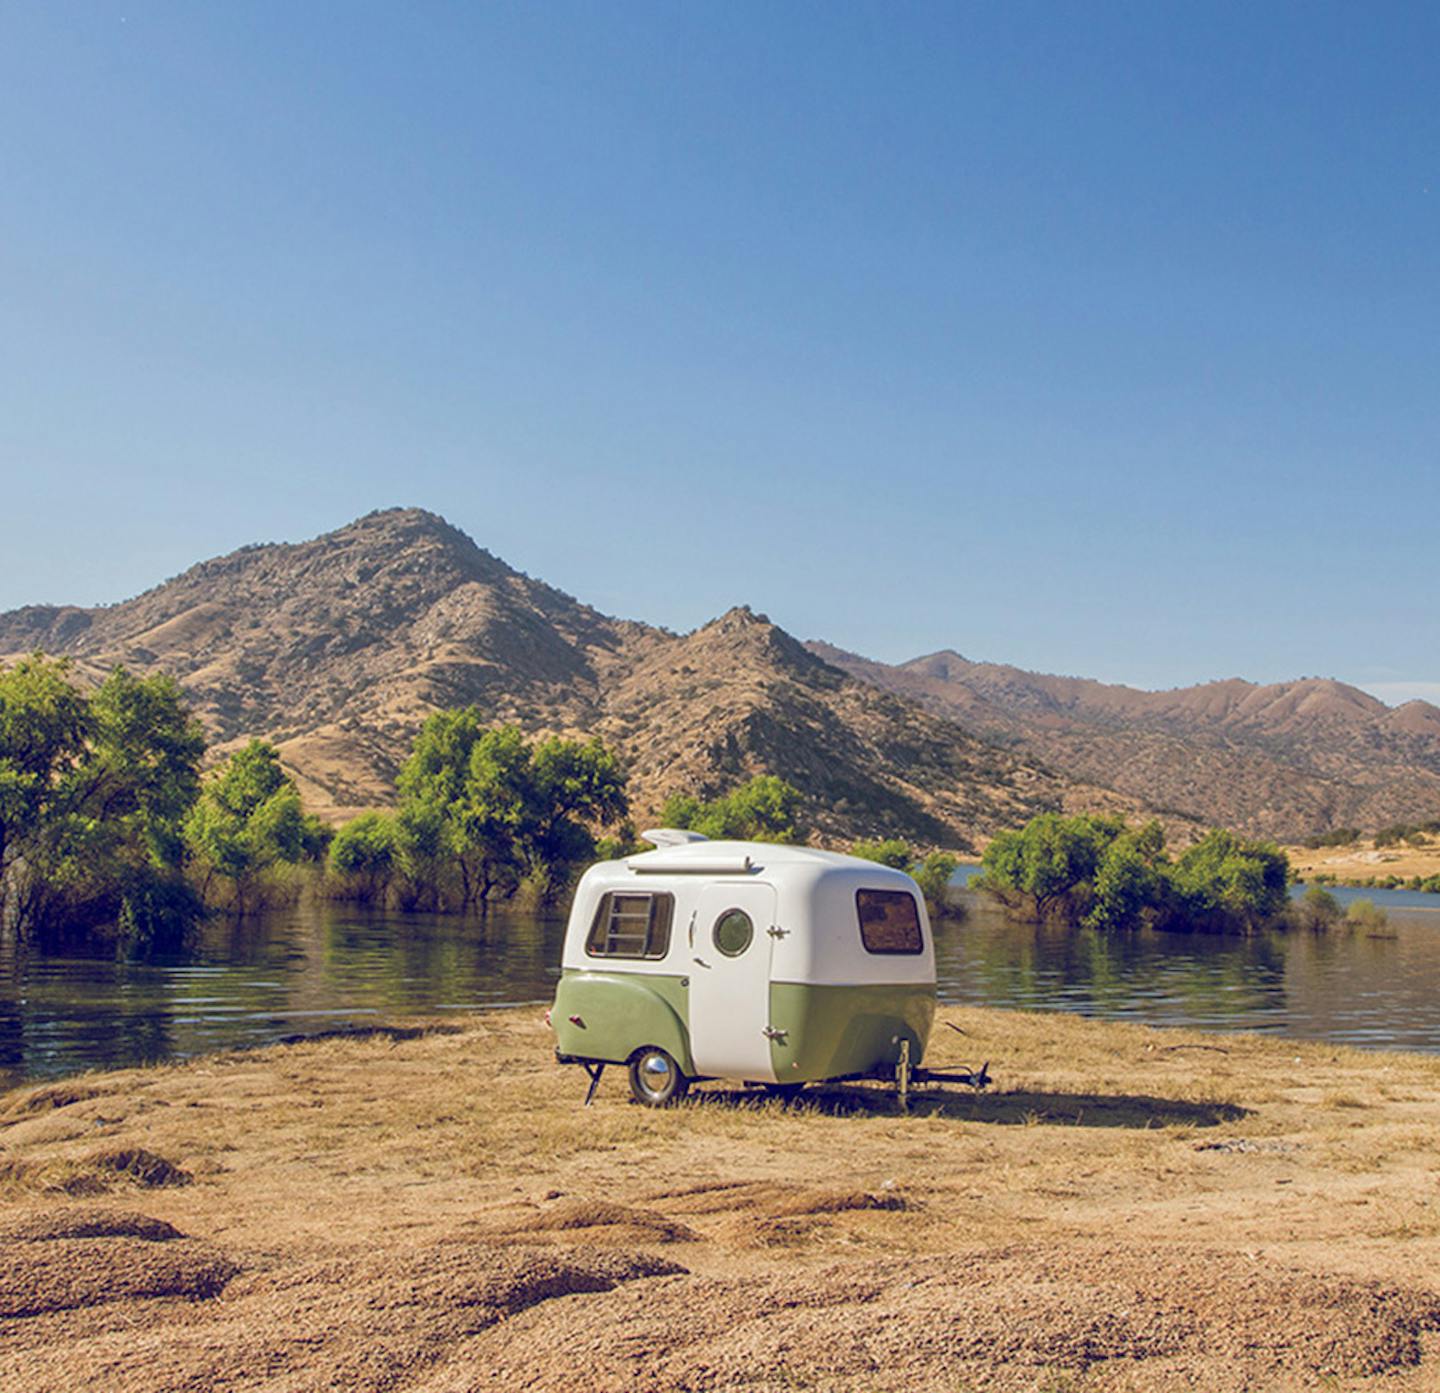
[3,884,1440,1089]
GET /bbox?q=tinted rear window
[585,892,674,959]
[856,889,924,955]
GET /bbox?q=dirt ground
[3,1006,1440,1392]
[1286,838,1440,884]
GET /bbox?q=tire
[628,1047,690,1107]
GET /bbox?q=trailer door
[688,881,778,1083]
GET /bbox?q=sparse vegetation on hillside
[0,509,1090,847]
[815,641,1440,841]
[976,812,1293,934]
[1373,820,1440,848]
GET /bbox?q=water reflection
[3,890,1440,1089]
[0,904,567,1091]
[937,898,1440,1051]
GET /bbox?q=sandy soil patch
[3,1006,1440,1390]
[1287,838,1440,883]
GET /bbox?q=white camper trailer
[549,831,939,1105]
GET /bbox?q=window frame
[711,907,755,958]
[584,891,675,961]
[854,888,925,956]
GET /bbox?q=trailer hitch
[916,1060,991,1091]
[890,1037,993,1111]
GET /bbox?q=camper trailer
[549,831,937,1105]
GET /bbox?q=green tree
[1084,823,1167,932]
[183,741,309,914]
[0,655,92,934]
[1345,898,1389,934]
[594,821,647,861]
[1169,829,1290,932]
[975,812,1293,936]
[977,813,1125,923]
[392,713,629,907]
[1287,885,1342,933]
[850,837,914,869]
[661,775,803,843]
[517,735,628,894]
[911,850,960,918]
[398,712,520,907]
[329,811,403,903]
[1,657,206,947]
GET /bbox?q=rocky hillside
[16,506,1426,844]
[809,644,1440,840]
[0,509,1102,845]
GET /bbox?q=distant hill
[10,507,1429,844]
[808,643,1440,840]
[0,509,1115,845]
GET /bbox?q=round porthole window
[713,909,754,957]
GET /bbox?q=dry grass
[3,1006,1440,1390]
[1287,838,1440,882]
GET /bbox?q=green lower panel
[552,971,694,1074]
[767,982,934,1082]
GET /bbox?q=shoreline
[4,1005,1440,1389]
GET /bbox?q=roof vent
[639,828,709,848]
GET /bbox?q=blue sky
[2,2,1436,700]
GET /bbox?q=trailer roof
[622,840,897,876]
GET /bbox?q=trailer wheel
[628,1047,689,1107]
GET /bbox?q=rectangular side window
[856,889,923,955]
[585,892,675,960]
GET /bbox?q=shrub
[850,838,914,870]
[1345,898,1389,934]
[329,812,404,904]
[1288,886,1342,933]
[912,851,961,920]
[661,775,803,844]
[976,813,1128,924]
[975,814,1291,934]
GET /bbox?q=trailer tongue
[571,1039,992,1110]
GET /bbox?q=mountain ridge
[0,509,1099,845]
[5,506,1435,843]
[807,641,1440,839]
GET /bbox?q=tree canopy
[660,775,803,843]
[333,715,630,908]
[183,740,329,913]
[977,813,1293,934]
[0,655,206,947]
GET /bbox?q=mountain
[0,509,1112,845]
[807,643,1440,840]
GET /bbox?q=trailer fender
[551,971,694,1075]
